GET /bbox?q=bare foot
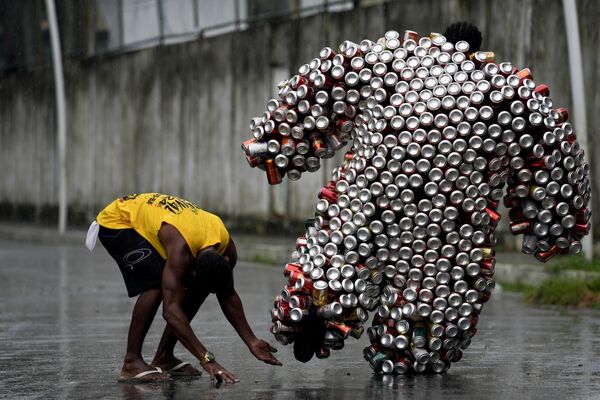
[151,356,202,376]
[119,358,170,383]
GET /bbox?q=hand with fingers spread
[249,338,282,366]
[202,361,239,385]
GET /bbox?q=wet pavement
[1,240,600,400]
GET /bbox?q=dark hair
[443,22,482,52]
[191,249,233,293]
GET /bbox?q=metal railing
[2,0,356,71]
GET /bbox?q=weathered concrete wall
[0,0,598,241]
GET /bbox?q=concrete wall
[0,0,598,241]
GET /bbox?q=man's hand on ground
[202,361,239,385]
[249,338,282,366]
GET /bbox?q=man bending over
[90,193,281,383]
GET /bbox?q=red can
[394,356,411,374]
[479,291,492,303]
[278,305,292,320]
[246,155,261,168]
[241,138,256,155]
[315,73,334,88]
[510,220,532,235]
[280,137,296,155]
[534,84,549,97]
[467,326,478,338]
[311,135,327,158]
[486,198,499,210]
[289,294,311,309]
[319,47,336,61]
[526,158,545,169]
[573,223,590,235]
[319,186,339,203]
[270,308,280,322]
[481,258,495,271]
[281,286,301,301]
[295,276,315,292]
[287,270,304,284]
[355,263,369,279]
[327,321,352,338]
[556,107,569,123]
[291,75,309,89]
[284,263,302,277]
[576,208,591,224]
[516,68,533,81]
[265,159,283,185]
[334,115,354,134]
[402,30,418,43]
[484,207,501,226]
[479,259,495,277]
[534,244,559,262]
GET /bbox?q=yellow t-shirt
[96,193,229,259]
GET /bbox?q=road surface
[1,240,599,399]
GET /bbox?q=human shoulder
[158,223,195,265]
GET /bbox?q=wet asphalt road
[1,240,600,400]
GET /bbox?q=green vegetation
[512,254,600,307]
[502,277,600,308]
[547,254,600,274]
[250,253,279,265]
[498,281,535,294]
[525,278,600,307]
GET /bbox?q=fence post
[234,0,239,30]
[192,0,199,30]
[157,0,164,44]
[45,0,68,234]
[562,0,593,260]
[118,0,124,46]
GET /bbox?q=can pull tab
[85,220,99,251]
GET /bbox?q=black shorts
[98,226,165,297]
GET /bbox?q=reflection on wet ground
[1,240,600,399]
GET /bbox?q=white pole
[562,0,593,260]
[45,0,68,233]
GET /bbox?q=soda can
[289,295,311,309]
[411,345,430,364]
[290,307,308,322]
[318,302,343,319]
[265,159,282,185]
[312,280,329,306]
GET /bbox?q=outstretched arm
[158,223,239,383]
[503,78,591,261]
[217,287,282,366]
[241,40,374,184]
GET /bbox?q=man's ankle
[123,353,144,365]
[152,352,174,362]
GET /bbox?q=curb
[1,223,596,286]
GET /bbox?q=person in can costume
[241,23,591,374]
